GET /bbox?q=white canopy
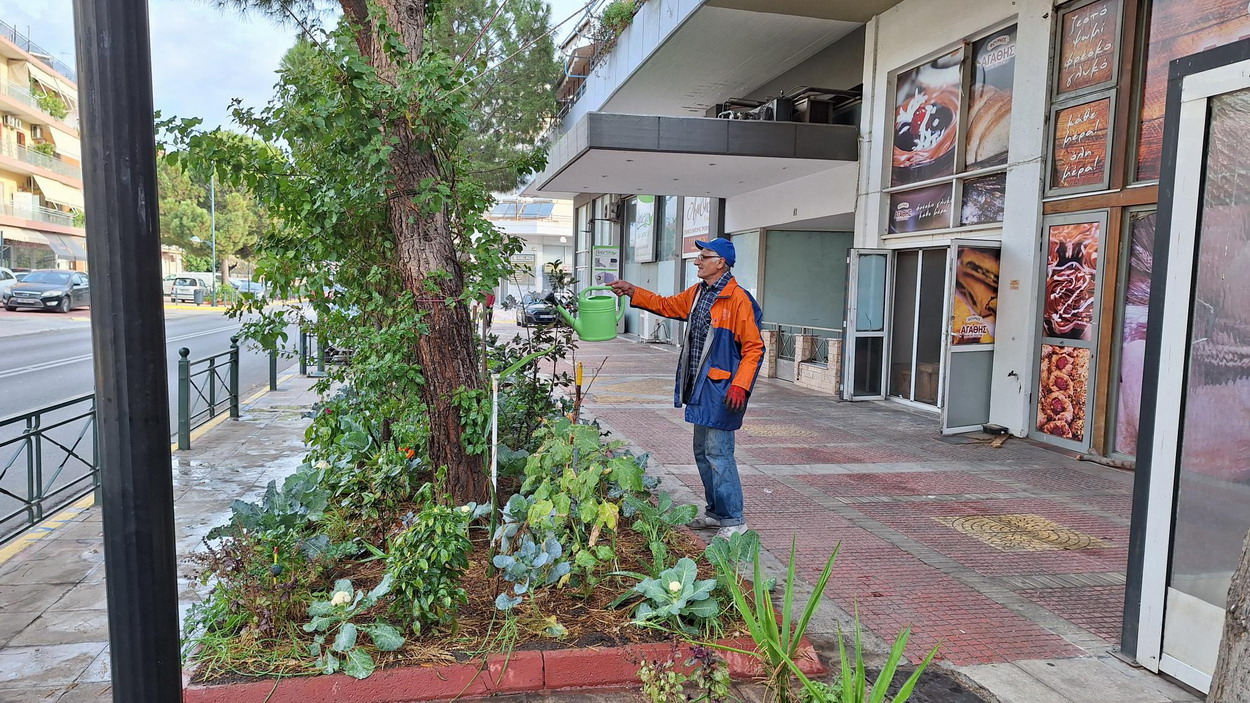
[48,126,80,161]
[33,175,85,210]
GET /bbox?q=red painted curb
[183,637,825,701]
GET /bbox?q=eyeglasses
[693,255,722,262]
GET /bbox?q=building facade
[487,196,575,303]
[0,21,86,273]
[527,0,1250,692]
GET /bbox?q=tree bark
[340,0,488,504]
[1210,528,1250,702]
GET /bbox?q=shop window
[575,203,591,289]
[887,25,1017,235]
[657,195,678,261]
[625,195,656,263]
[1108,208,1155,457]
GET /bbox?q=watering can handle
[580,285,627,323]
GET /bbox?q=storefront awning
[32,175,84,210]
[522,113,857,199]
[45,233,87,262]
[48,126,80,161]
[0,226,49,245]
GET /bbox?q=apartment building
[525,0,1250,691]
[487,196,575,303]
[0,21,86,272]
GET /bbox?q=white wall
[724,161,858,233]
[856,0,1053,436]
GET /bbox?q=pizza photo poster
[951,246,1001,345]
[1043,221,1100,341]
[966,26,1016,170]
[892,48,963,187]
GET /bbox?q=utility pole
[72,1,182,700]
[210,172,217,302]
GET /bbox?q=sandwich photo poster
[951,245,1000,345]
[966,26,1016,170]
[892,47,963,186]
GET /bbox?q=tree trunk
[340,0,488,504]
[1210,528,1250,701]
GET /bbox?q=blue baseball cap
[695,238,735,267]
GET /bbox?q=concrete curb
[182,637,825,702]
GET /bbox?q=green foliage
[626,491,697,575]
[30,141,56,157]
[156,153,265,271]
[304,576,406,679]
[599,0,638,35]
[35,90,69,120]
[488,322,576,454]
[632,558,720,634]
[818,614,937,703]
[385,496,485,634]
[207,468,328,542]
[638,646,732,703]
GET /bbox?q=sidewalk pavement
[0,372,319,701]
[556,332,1200,703]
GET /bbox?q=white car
[0,267,16,303]
[171,276,209,304]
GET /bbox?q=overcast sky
[4,0,590,130]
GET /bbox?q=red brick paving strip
[1020,585,1126,644]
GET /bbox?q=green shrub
[35,90,69,120]
[600,0,637,35]
[385,496,484,634]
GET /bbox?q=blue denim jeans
[692,424,745,526]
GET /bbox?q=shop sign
[966,26,1017,170]
[630,195,656,263]
[681,197,711,257]
[891,47,963,187]
[592,245,619,286]
[960,172,1006,226]
[1048,92,1114,194]
[1135,0,1250,181]
[1055,0,1120,97]
[888,183,954,234]
[950,245,1000,345]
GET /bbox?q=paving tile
[0,585,67,614]
[0,559,91,587]
[1017,658,1170,702]
[8,610,109,646]
[51,682,111,702]
[0,688,63,703]
[77,646,109,683]
[0,613,39,648]
[44,584,107,613]
[0,643,105,687]
[958,662,1069,702]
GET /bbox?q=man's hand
[608,280,636,297]
[725,386,747,413]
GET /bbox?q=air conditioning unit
[30,125,43,140]
[639,310,656,341]
[2,114,20,129]
[749,97,795,122]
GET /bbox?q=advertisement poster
[1055,0,1119,95]
[1114,211,1155,455]
[1136,0,1250,181]
[1051,96,1112,192]
[1037,344,1091,441]
[592,245,619,286]
[966,26,1016,170]
[630,195,656,263]
[1043,221,1100,341]
[681,197,711,257]
[892,47,963,187]
[951,246,1000,345]
[889,183,954,234]
[961,172,1006,225]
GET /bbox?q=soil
[191,524,737,684]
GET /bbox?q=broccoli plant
[303,576,405,679]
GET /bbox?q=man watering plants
[609,239,764,539]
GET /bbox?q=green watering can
[547,286,626,342]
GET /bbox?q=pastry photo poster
[892,48,963,186]
[1043,221,1100,341]
[967,26,1017,170]
[951,246,1001,345]
[1037,344,1091,441]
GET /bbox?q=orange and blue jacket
[631,276,765,431]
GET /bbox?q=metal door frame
[1132,50,1250,695]
[886,247,950,410]
[843,249,893,400]
[942,239,1001,434]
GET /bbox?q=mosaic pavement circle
[934,513,1112,552]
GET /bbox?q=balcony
[0,200,76,228]
[0,80,80,130]
[0,139,81,181]
[0,20,77,84]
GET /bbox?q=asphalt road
[0,305,299,540]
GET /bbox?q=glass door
[1136,51,1250,694]
[843,250,891,400]
[942,241,1001,434]
[888,249,948,407]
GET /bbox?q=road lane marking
[0,324,244,380]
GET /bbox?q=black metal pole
[72,1,183,700]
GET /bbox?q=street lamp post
[209,173,217,302]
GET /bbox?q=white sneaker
[689,515,721,529]
[716,524,748,540]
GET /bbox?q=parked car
[5,269,90,313]
[14,271,29,282]
[230,278,265,295]
[517,292,558,327]
[0,267,16,303]
[171,276,209,304]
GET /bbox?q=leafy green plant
[638,645,731,703]
[599,0,638,35]
[35,90,69,120]
[208,468,328,541]
[304,576,405,679]
[630,557,720,634]
[492,493,572,613]
[385,497,487,634]
[820,615,937,703]
[31,141,56,157]
[626,491,697,575]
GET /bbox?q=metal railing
[0,20,77,83]
[298,329,329,378]
[0,80,80,128]
[0,200,75,227]
[0,394,97,544]
[176,338,241,450]
[0,139,81,180]
[763,323,843,363]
